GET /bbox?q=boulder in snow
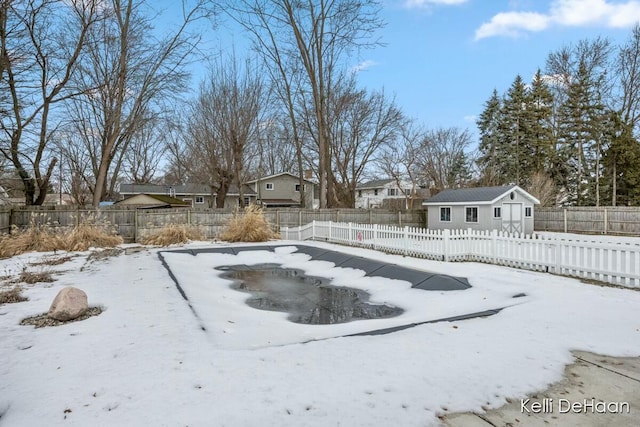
[48,287,88,321]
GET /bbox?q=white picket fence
[281,221,640,288]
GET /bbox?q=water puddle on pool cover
[221,266,403,325]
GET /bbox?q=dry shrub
[16,270,55,284]
[220,205,279,243]
[65,222,123,252]
[0,286,27,305]
[141,224,205,246]
[0,224,65,258]
[0,213,122,259]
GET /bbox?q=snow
[1,240,639,426]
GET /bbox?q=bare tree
[417,127,473,192]
[377,121,427,209]
[183,56,264,208]
[66,0,212,206]
[228,0,384,208]
[526,171,558,207]
[0,0,100,205]
[123,119,168,184]
[328,75,404,207]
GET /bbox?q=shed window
[465,207,478,223]
[265,183,274,190]
[493,207,501,218]
[440,207,451,222]
[525,207,532,217]
[195,196,204,204]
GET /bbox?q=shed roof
[422,185,540,205]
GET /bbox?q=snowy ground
[1,240,639,426]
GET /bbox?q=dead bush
[16,270,55,284]
[0,286,28,305]
[64,222,123,251]
[141,224,205,246]
[0,224,65,258]
[219,205,279,243]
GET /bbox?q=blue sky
[163,0,640,142]
[351,0,640,136]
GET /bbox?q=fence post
[9,208,14,235]
[491,229,497,263]
[187,209,191,225]
[555,239,562,274]
[403,226,409,255]
[443,229,450,262]
[336,210,339,222]
[369,209,372,224]
[328,221,332,241]
[312,220,316,239]
[398,211,402,227]
[563,208,568,233]
[276,209,280,229]
[348,222,352,243]
[373,224,378,250]
[134,208,139,243]
[603,208,608,234]
[299,210,302,226]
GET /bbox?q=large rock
[48,287,88,321]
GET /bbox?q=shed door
[502,203,522,234]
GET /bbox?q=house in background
[246,172,316,208]
[355,179,414,209]
[422,185,540,234]
[119,183,257,208]
[114,194,191,209]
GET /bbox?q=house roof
[115,194,191,208]
[422,185,540,205]
[260,198,301,206]
[245,172,315,184]
[119,183,257,196]
[356,179,394,190]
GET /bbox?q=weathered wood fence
[535,207,640,235]
[282,221,640,288]
[0,206,425,242]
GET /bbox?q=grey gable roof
[119,183,257,196]
[423,185,528,204]
[357,179,394,190]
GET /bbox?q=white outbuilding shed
[422,185,540,235]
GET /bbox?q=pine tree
[526,70,555,175]
[476,89,503,185]
[500,75,530,186]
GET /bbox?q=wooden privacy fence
[281,221,640,288]
[535,207,640,235]
[0,206,425,242]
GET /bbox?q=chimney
[304,169,313,180]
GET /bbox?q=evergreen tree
[602,112,640,205]
[476,90,503,185]
[499,75,530,186]
[526,70,555,174]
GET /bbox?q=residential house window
[266,183,274,190]
[388,188,398,196]
[525,207,532,217]
[295,184,306,192]
[358,190,362,197]
[404,188,412,195]
[493,207,501,218]
[374,189,378,196]
[440,207,451,222]
[195,196,204,204]
[465,207,478,223]
[244,197,250,206]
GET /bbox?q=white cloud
[404,0,468,8]
[350,60,378,73]
[475,0,640,40]
[475,12,551,40]
[464,114,478,122]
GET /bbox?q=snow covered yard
[1,240,639,426]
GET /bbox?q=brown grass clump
[0,286,28,305]
[219,205,279,243]
[64,222,123,252]
[0,224,65,258]
[141,224,205,246]
[16,270,55,284]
